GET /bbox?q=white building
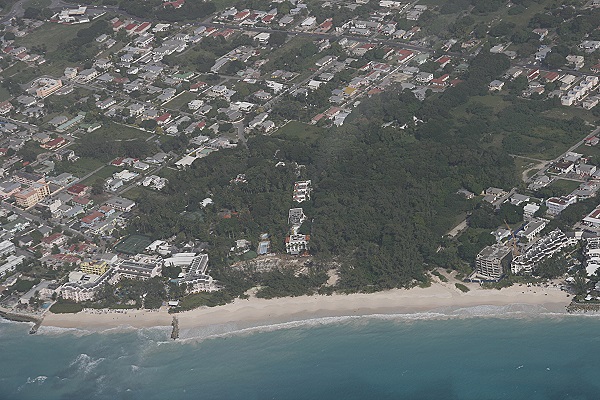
[475,245,512,280]
[0,255,25,276]
[286,234,310,255]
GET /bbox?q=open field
[59,157,105,177]
[94,122,153,141]
[575,143,600,160]
[163,91,197,110]
[547,178,580,195]
[274,121,324,143]
[79,165,121,186]
[15,23,82,53]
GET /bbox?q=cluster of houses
[492,64,600,109]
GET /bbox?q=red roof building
[155,113,172,125]
[67,183,90,197]
[543,71,560,82]
[81,211,104,226]
[134,22,152,34]
[163,0,185,8]
[112,20,124,31]
[41,137,67,150]
[396,49,414,63]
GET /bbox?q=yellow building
[35,78,63,98]
[80,261,110,276]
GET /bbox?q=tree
[140,119,158,131]
[92,179,104,195]
[544,53,565,69]
[268,31,287,47]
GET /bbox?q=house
[489,80,504,91]
[518,219,547,241]
[67,184,90,197]
[285,234,309,255]
[576,164,597,176]
[105,197,136,212]
[0,100,13,115]
[546,195,577,215]
[415,72,433,83]
[527,69,540,81]
[435,55,451,68]
[155,113,172,125]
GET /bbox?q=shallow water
[2,305,600,399]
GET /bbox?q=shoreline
[37,282,576,335]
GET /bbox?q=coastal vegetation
[455,283,470,293]
[49,300,83,314]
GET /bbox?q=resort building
[60,269,117,302]
[115,260,162,280]
[475,245,512,280]
[164,253,216,293]
[80,260,110,276]
[511,229,576,274]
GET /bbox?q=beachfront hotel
[475,245,512,280]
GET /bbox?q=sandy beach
[40,281,571,333]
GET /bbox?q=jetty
[0,309,43,334]
[171,316,179,340]
[566,302,600,313]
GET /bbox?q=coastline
[38,282,574,334]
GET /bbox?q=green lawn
[274,121,324,143]
[25,0,51,8]
[58,157,105,177]
[575,144,600,161]
[547,179,580,194]
[15,23,83,53]
[0,86,11,102]
[163,91,198,110]
[80,165,121,185]
[94,122,153,141]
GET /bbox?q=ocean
[2,305,600,400]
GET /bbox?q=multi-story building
[60,269,116,302]
[13,171,45,186]
[15,182,50,208]
[546,195,577,215]
[34,78,63,98]
[475,245,512,280]
[0,239,16,257]
[80,260,110,276]
[511,229,576,274]
[115,260,162,280]
[293,180,312,203]
[285,234,310,255]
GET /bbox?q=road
[526,125,600,184]
[0,0,27,23]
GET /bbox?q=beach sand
[40,281,571,333]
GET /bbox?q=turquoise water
[2,308,600,400]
